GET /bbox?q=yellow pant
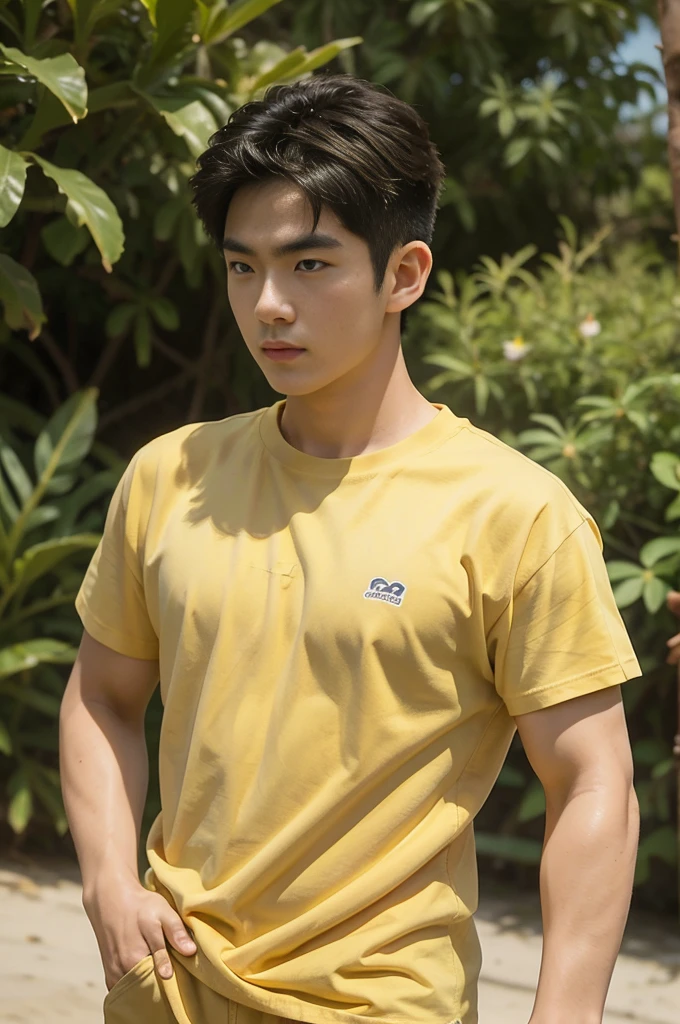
[103,949,299,1024]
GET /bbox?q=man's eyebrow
[221,232,344,257]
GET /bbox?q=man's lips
[261,341,305,350]
[261,342,306,362]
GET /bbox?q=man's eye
[228,261,252,274]
[298,259,326,271]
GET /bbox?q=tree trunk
[658,0,680,268]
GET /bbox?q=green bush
[0,390,121,835]
[408,220,679,903]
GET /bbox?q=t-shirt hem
[504,657,641,716]
[75,594,159,660]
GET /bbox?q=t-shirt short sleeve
[75,452,159,660]
[487,514,641,717]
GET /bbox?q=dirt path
[1,860,678,1024]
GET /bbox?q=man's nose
[255,276,294,322]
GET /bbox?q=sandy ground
[0,859,678,1024]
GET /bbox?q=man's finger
[667,591,680,616]
[666,633,680,649]
[152,944,174,980]
[160,907,197,959]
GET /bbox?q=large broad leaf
[137,0,194,84]
[474,832,543,865]
[198,0,285,44]
[144,93,218,158]
[0,638,77,679]
[0,144,27,227]
[0,254,45,340]
[0,438,33,508]
[271,38,363,84]
[639,536,680,568]
[34,389,98,485]
[650,451,680,492]
[29,155,124,272]
[12,534,100,590]
[41,215,90,267]
[0,44,87,122]
[6,391,98,557]
[7,771,32,834]
[66,0,128,44]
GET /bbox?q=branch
[98,368,196,430]
[187,289,223,422]
[38,327,80,394]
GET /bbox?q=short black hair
[190,73,446,329]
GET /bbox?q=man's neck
[279,346,438,460]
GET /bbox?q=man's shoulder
[449,418,591,529]
[126,406,268,488]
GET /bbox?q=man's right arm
[59,630,196,988]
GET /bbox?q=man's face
[222,178,397,397]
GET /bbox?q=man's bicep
[64,628,159,724]
[514,686,634,801]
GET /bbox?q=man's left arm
[514,684,639,1024]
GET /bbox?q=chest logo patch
[364,577,407,606]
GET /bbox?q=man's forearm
[59,688,149,899]
[530,782,639,1024]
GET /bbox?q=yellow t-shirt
[75,401,640,1024]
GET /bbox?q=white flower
[578,313,601,338]
[503,335,531,361]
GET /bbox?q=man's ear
[385,241,433,315]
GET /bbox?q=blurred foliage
[0,389,122,836]
[278,0,671,264]
[405,219,679,909]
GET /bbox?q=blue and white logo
[363,577,407,607]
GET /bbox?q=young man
[60,73,641,1024]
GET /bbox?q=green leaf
[271,38,363,83]
[606,560,642,582]
[0,44,87,122]
[40,216,89,267]
[474,374,489,415]
[251,46,307,91]
[29,155,124,272]
[153,196,185,241]
[538,139,563,163]
[504,137,532,167]
[144,94,218,159]
[0,638,76,679]
[11,534,100,590]
[34,390,98,482]
[612,575,645,609]
[517,780,546,822]
[497,107,515,138]
[134,310,153,367]
[149,297,179,330]
[0,720,12,756]
[633,738,669,765]
[640,536,680,568]
[203,0,286,42]
[0,144,27,227]
[637,826,678,867]
[7,774,32,834]
[0,254,45,339]
[651,452,680,492]
[24,505,60,533]
[643,576,670,615]
[105,302,137,338]
[665,493,680,522]
[474,832,543,865]
[0,439,33,507]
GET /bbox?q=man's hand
[83,870,197,990]
[666,590,680,665]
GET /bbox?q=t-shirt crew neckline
[259,399,466,478]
